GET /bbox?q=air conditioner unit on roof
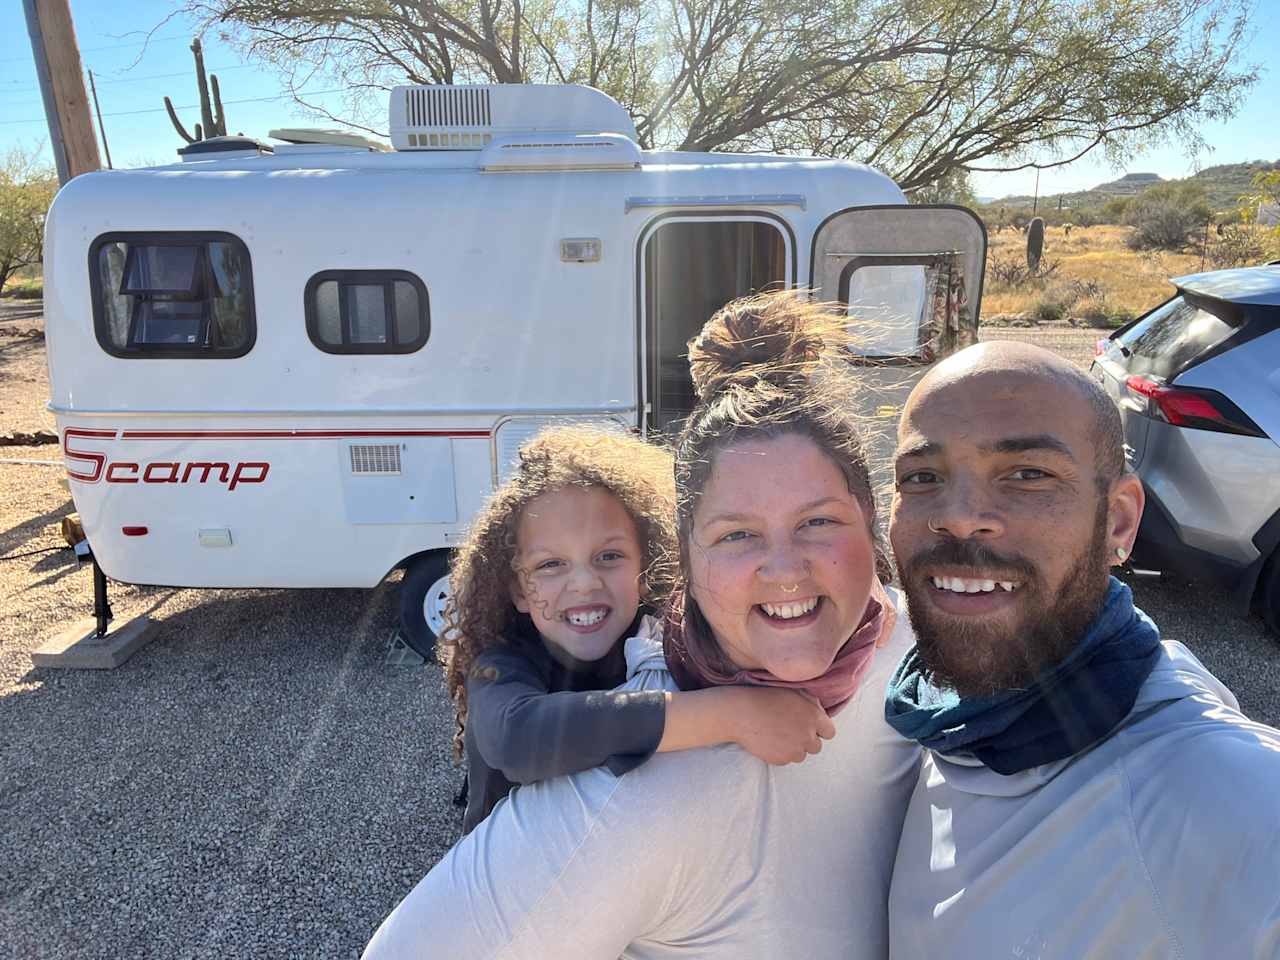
[389,83,638,151]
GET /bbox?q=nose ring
[927,518,944,534]
[780,584,800,594]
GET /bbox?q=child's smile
[512,486,644,668]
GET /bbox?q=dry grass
[982,224,1204,320]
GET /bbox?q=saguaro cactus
[1026,217,1046,274]
[164,38,228,144]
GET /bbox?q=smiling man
[885,341,1280,960]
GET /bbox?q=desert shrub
[1076,297,1134,329]
[1030,294,1069,324]
[1070,207,1104,228]
[1061,277,1103,301]
[1101,197,1133,223]
[1210,224,1273,268]
[1124,182,1213,251]
[988,255,1061,288]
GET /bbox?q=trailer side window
[305,270,430,354]
[90,232,255,358]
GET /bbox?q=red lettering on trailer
[229,462,269,490]
[63,428,115,482]
[105,462,139,483]
[143,462,180,483]
[181,462,231,484]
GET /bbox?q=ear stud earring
[1115,547,1128,561]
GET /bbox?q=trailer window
[305,271,429,354]
[91,233,255,358]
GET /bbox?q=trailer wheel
[399,551,452,658]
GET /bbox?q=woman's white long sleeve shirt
[363,594,921,959]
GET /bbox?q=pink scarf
[664,578,896,716]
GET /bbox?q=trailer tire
[399,551,452,659]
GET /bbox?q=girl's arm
[469,651,835,785]
[660,686,836,765]
[466,650,667,784]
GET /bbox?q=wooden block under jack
[31,615,158,670]
[60,513,85,547]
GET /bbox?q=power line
[0,64,256,104]
[0,30,195,65]
[0,88,349,126]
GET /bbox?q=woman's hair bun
[687,290,842,402]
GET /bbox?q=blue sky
[3,0,1276,198]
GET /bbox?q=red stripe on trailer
[119,429,491,440]
[62,428,119,482]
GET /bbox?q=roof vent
[269,128,390,151]
[390,83,637,151]
[479,133,641,172]
[177,135,274,161]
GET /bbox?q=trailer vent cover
[349,443,402,475]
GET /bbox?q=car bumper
[1132,485,1267,611]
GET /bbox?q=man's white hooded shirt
[889,640,1280,959]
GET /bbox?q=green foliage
[1123,182,1213,250]
[182,0,1258,194]
[1030,293,1069,323]
[1208,224,1272,268]
[1077,297,1135,328]
[911,168,977,206]
[0,147,57,296]
[1102,197,1134,223]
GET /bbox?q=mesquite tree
[177,0,1256,192]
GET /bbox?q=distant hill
[984,159,1279,211]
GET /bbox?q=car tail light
[1124,375,1266,437]
[1095,338,1109,357]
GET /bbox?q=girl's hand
[729,687,835,765]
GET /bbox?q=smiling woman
[363,291,922,960]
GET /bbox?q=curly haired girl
[442,424,834,834]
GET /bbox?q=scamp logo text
[63,429,270,490]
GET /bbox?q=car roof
[1170,265,1280,306]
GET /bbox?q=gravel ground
[0,301,53,438]
[0,318,1276,958]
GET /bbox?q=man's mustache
[902,538,1038,582]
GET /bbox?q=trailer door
[809,204,987,483]
[640,214,793,434]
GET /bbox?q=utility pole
[87,69,113,169]
[23,0,102,185]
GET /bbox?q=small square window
[91,232,255,359]
[305,270,430,355]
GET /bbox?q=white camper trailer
[44,84,986,654]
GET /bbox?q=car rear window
[1114,295,1237,380]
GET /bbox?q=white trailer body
[44,84,986,649]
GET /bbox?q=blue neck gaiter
[884,577,1162,775]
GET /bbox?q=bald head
[905,341,1125,489]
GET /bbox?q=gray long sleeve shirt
[889,640,1280,960]
[461,612,667,833]
[365,590,922,959]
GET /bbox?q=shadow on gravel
[0,497,74,558]
[1,584,463,958]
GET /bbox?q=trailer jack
[30,546,157,670]
[92,558,114,639]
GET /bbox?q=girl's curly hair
[440,425,676,760]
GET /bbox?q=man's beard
[897,498,1113,698]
